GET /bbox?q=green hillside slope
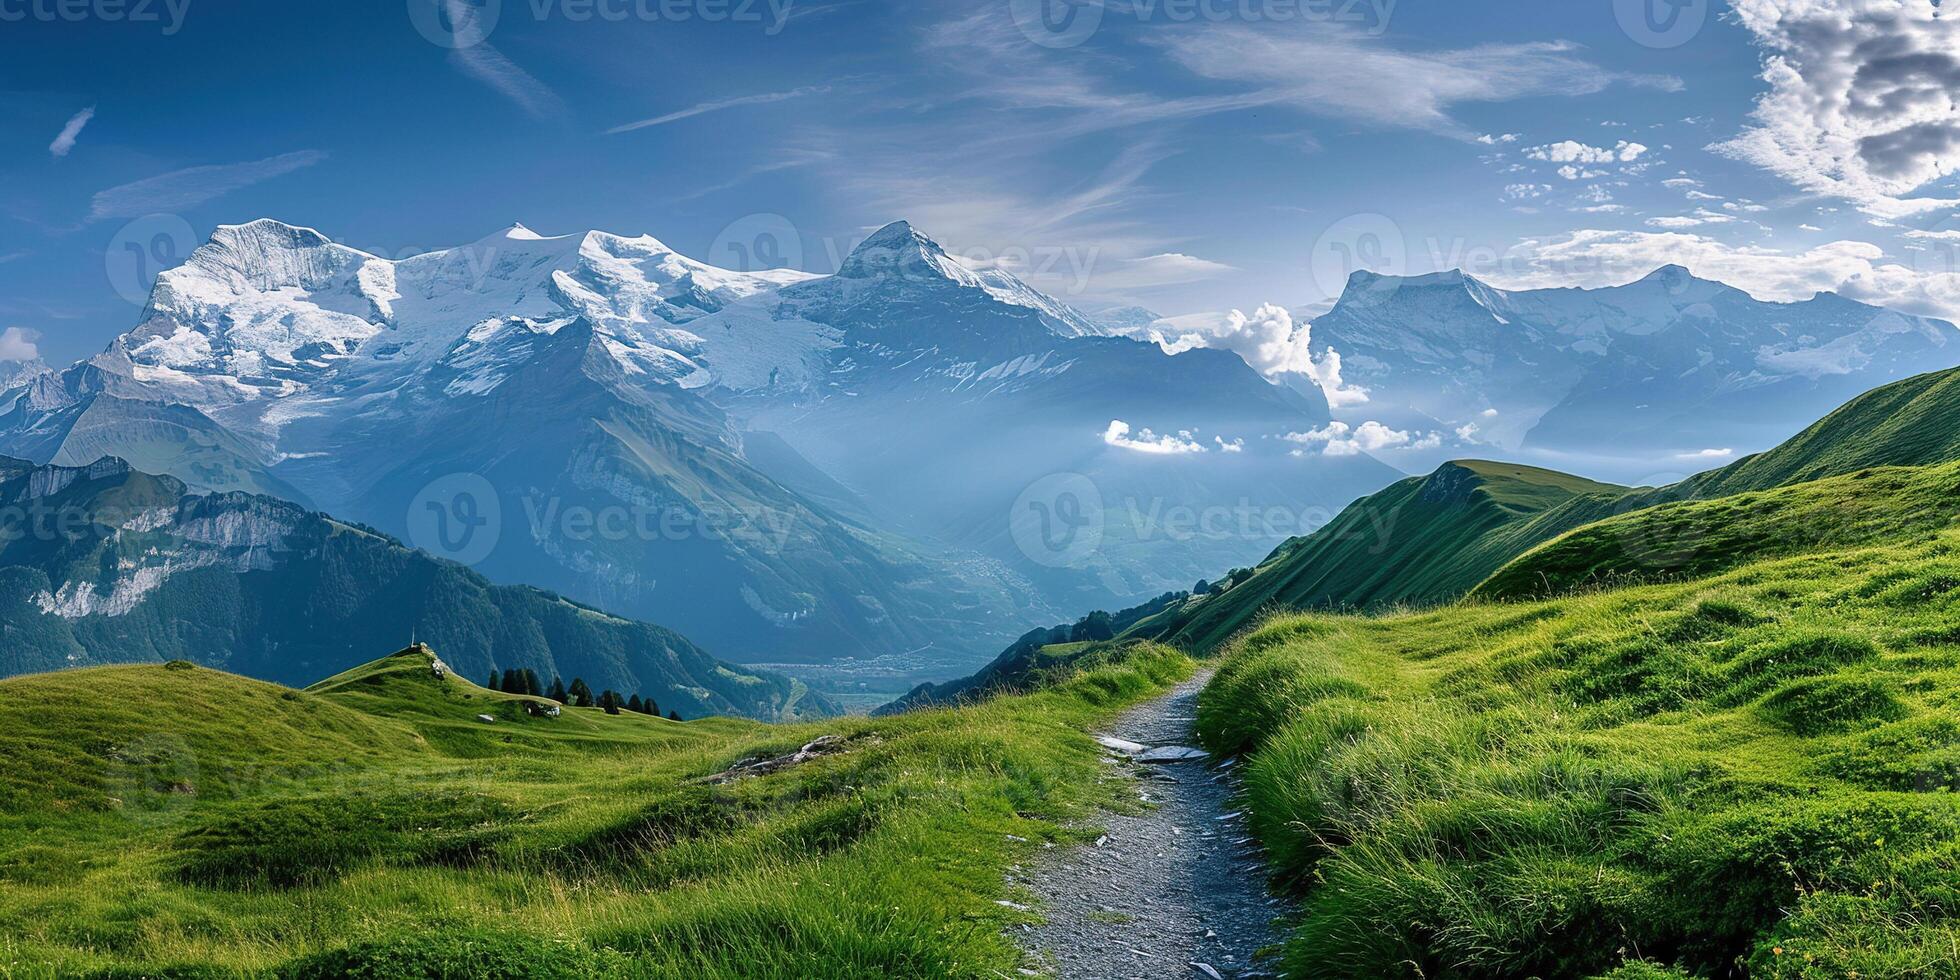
[0,643,1188,977]
[0,455,830,722]
[1478,460,1960,600]
[1138,365,1960,653]
[1152,461,1623,651]
[1202,530,1960,978]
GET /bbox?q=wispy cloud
[607,86,828,135]
[89,150,326,220]
[49,106,94,158]
[1157,28,1679,138]
[0,327,40,362]
[442,1,566,120]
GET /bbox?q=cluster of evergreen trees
[485,668,680,721]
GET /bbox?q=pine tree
[643,696,659,716]
[667,709,682,721]
[601,690,622,715]
[627,694,644,713]
[522,669,542,696]
[549,676,568,703]
[569,678,593,708]
[487,669,500,691]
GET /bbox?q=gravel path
[1013,669,1291,979]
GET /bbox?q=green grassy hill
[1144,461,1623,651]
[1476,460,1960,600]
[1133,365,1960,653]
[0,642,1188,978]
[0,455,828,722]
[1201,530,1960,979]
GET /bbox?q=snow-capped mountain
[0,219,1379,671]
[1313,265,1957,470]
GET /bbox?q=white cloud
[88,150,326,220]
[1718,0,1960,217]
[1099,252,1237,289]
[1158,30,1678,137]
[1283,420,1433,456]
[1143,303,1369,406]
[1214,436,1244,453]
[1678,447,1735,460]
[443,0,566,120]
[1525,139,1648,164]
[607,86,827,134]
[1455,422,1482,441]
[0,327,39,362]
[1103,419,1206,455]
[1489,228,1960,321]
[1477,132,1522,144]
[1504,183,1551,200]
[1646,210,1737,229]
[1905,229,1960,242]
[49,106,93,158]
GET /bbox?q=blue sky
[4,0,1959,367]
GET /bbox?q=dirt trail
[1013,669,1290,979]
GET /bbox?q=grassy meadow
[0,644,1189,978]
[1200,527,1960,978]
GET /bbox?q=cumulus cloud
[1214,436,1245,453]
[1717,0,1960,216]
[49,106,93,158]
[1103,419,1207,455]
[1142,303,1369,407]
[1283,420,1436,456]
[1525,139,1649,164]
[0,327,40,362]
[1678,448,1735,460]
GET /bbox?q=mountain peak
[837,220,965,281]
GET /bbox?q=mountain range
[0,219,1387,674]
[3,216,1955,684]
[1279,264,1956,478]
